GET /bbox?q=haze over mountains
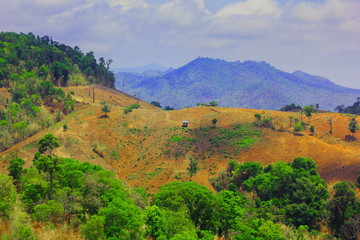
[115,57,360,110]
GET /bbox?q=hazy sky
[1,0,360,88]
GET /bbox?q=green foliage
[81,215,106,240]
[124,103,140,114]
[254,113,262,121]
[210,123,261,151]
[280,103,302,112]
[0,32,115,88]
[100,101,111,117]
[310,125,315,133]
[7,157,25,182]
[211,161,259,192]
[187,157,199,181]
[303,105,315,122]
[217,190,248,238]
[234,218,285,240]
[329,182,356,237]
[212,118,218,127]
[208,101,218,107]
[37,133,60,156]
[152,181,218,233]
[0,174,17,218]
[253,113,274,129]
[98,197,144,239]
[32,200,64,223]
[294,122,303,134]
[348,117,358,135]
[213,157,328,230]
[8,211,36,240]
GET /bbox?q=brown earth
[0,86,359,193]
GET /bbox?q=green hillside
[0,32,115,152]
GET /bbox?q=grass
[209,123,261,150]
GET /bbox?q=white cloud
[215,0,281,17]
[0,0,360,88]
[291,0,360,22]
[108,0,149,10]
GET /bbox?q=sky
[1,0,360,88]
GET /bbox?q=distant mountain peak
[115,57,360,110]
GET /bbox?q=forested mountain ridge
[0,32,116,152]
[0,32,115,88]
[115,57,360,110]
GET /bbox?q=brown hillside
[1,86,359,193]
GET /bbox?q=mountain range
[115,57,360,110]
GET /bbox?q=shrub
[124,104,140,114]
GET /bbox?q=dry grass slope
[1,86,359,193]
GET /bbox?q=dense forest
[0,32,115,152]
[0,133,359,240]
[0,32,115,88]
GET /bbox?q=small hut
[182,121,189,127]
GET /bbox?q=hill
[1,86,359,193]
[0,32,118,152]
[115,57,360,110]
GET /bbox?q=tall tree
[34,133,61,199]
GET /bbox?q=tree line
[0,32,115,88]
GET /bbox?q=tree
[8,157,25,183]
[164,106,174,111]
[348,117,358,136]
[32,200,64,223]
[151,101,161,108]
[303,105,315,123]
[0,174,17,218]
[37,133,60,157]
[100,101,110,117]
[99,197,144,239]
[187,157,199,181]
[310,125,315,134]
[329,182,356,237]
[254,113,262,121]
[33,153,61,200]
[152,181,218,232]
[209,101,218,107]
[335,105,345,113]
[81,215,106,240]
[217,190,247,239]
[212,118,218,128]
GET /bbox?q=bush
[124,104,140,114]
